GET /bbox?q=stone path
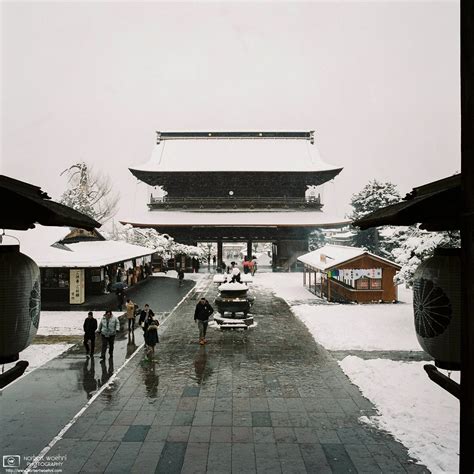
[0,277,195,466]
[24,278,428,473]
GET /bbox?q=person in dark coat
[144,319,160,360]
[83,311,98,357]
[194,298,214,345]
[139,304,155,330]
[177,269,185,287]
[116,287,125,311]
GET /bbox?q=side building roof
[297,244,401,271]
[10,226,155,268]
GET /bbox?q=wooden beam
[460,1,474,471]
[424,365,461,400]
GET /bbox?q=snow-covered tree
[60,163,119,223]
[391,226,460,287]
[104,223,204,259]
[349,180,401,254]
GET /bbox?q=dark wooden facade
[127,131,344,271]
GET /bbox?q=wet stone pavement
[31,278,427,473]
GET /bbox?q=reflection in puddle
[142,360,159,398]
[82,358,97,399]
[126,331,137,358]
[193,346,213,384]
[99,358,114,386]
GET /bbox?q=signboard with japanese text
[70,269,85,304]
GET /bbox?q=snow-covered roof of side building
[297,244,400,271]
[120,210,350,227]
[7,226,155,268]
[130,131,342,173]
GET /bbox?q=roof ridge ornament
[154,131,315,142]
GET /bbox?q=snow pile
[152,270,205,281]
[2,343,73,379]
[218,282,249,291]
[292,299,419,351]
[340,356,459,473]
[37,311,122,336]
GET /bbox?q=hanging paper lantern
[0,245,41,363]
[412,247,460,370]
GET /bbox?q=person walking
[177,268,185,287]
[194,298,214,345]
[251,256,258,276]
[139,304,155,330]
[83,311,98,357]
[116,287,125,311]
[231,266,241,283]
[126,298,136,332]
[98,310,120,360]
[144,319,160,360]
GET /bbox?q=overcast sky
[1,1,460,226]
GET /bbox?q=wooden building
[122,131,347,271]
[298,245,401,303]
[12,226,155,305]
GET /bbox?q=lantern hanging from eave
[0,244,41,363]
[412,247,461,370]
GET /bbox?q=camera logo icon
[3,455,21,467]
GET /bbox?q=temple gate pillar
[217,240,223,267]
[247,240,253,260]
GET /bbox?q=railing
[148,195,322,210]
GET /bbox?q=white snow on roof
[6,225,155,268]
[130,139,341,173]
[120,210,350,227]
[298,245,366,270]
[298,244,400,270]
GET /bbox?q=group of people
[83,310,120,361]
[83,302,160,362]
[82,294,215,375]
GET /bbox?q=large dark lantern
[0,245,41,363]
[413,248,461,370]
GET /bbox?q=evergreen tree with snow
[308,229,326,251]
[349,180,401,254]
[391,225,460,287]
[60,162,119,223]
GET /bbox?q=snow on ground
[340,357,459,473]
[37,273,205,336]
[152,270,206,282]
[2,343,73,380]
[256,273,419,351]
[256,272,459,472]
[255,272,321,303]
[292,296,418,351]
[37,311,122,336]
